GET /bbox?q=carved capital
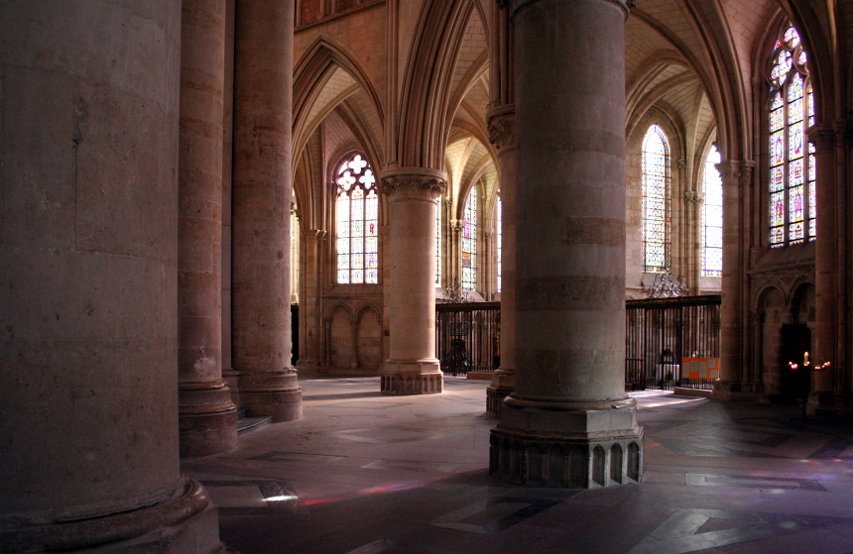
[379,169,447,200]
[683,190,704,205]
[301,229,326,243]
[807,123,837,151]
[511,0,631,19]
[715,160,755,188]
[487,105,516,151]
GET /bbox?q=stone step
[237,416,271,437]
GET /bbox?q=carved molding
[301,229,327,242]
[510,0,632,19]
[487,107,516,151]
[715,160,755,189]
[807,123,837,150]
[379,173,446,200]
[683,190,704,205]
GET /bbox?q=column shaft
[380,169,446,395]
[808,122,847,412]
[0,1,221,549]
[231,0,302,421]
[491,0,643,489]
[486,105,517,416]
[299,230,326,370]
[712,161,756,399]
[178,0,238,457]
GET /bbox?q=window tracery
[335,153,379,284]
[768,24,816,248]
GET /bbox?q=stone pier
[231,0,302,421]
[486,105,517,416]
[0,1,222,549]
[379,169,447,395]
[491,0,643,488]
[178,0,238,458]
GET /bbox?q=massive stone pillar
[231,0,302,421]
[491,0,643,488]
[809,121,848,413]
[178,0,238,457]
[486,105,517,416]
[0,1,222,550]
[379,169,446,395]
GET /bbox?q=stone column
[300,229,326,370]
[486,105,517,416]
[491,0,643,489]
[221,0,238,408]
[379,169,446,394]
[231,0,302,421]
[808,122,844,413]
[178,0,238,458]
[712,161,755,399]
[0,1,222,550]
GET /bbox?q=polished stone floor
[183,374,853,553]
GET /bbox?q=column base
[808,391,853,415]
[486,369,516,417]
[221,368,241,408]
[0,479,224,553]
[238,369,302,422]
[179,380,238,458]
[491,398,644,488]
[381,359,443,395]
[710,380,767,402]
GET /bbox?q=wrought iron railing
[435,302,500,376]
[433,295,721,388]
[625,295,721,391]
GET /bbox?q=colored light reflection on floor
[302,479,426,507]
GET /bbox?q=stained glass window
[642,124,671,273]
[462,189,477,291]
[335,153,379,284]
[496,195,502,293]
[768,24,816,247]
[702,145,723,277]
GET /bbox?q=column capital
[807,122,837,150]
[510,0,632,20]
[715,159,755,187]
[379,168,447,200]
[487,104,516,152]
[301,229,327,243]
[683,190,704,205]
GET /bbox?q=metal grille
[435,302,500,376]
[625,295,721,390]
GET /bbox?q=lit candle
[804,352,810,364]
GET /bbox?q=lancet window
[642,124,671,273]
[335,153,379,284]
[462,189,477,291]
[768,24,816,247]
[702,145,723,277]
